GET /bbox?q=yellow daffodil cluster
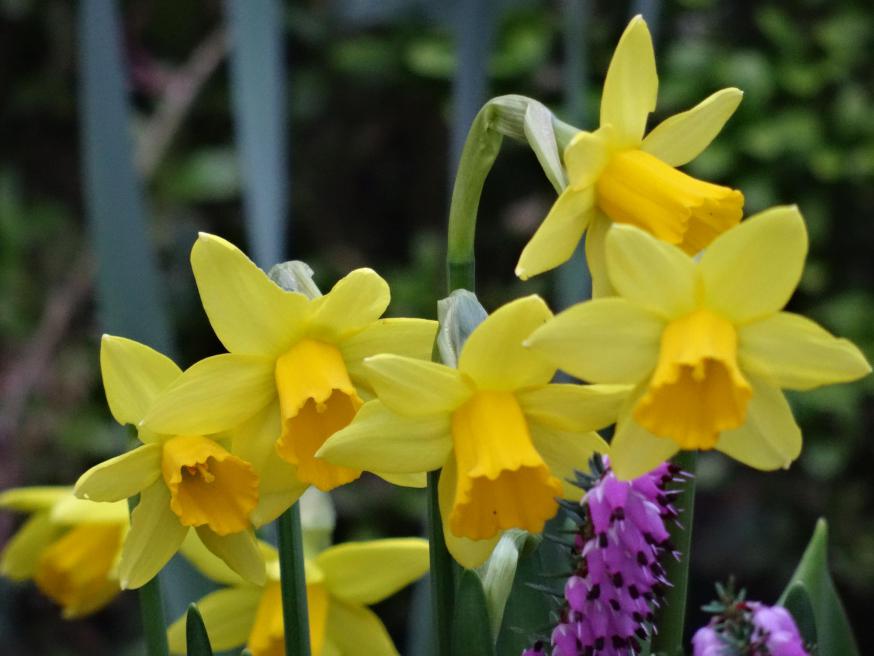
[1,16,869,653]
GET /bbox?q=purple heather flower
[691,625,726,656]
[525,458,686,656]
[750,603,809,656]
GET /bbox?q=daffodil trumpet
[516,15,746,296]
[527,206,871,480]
[318,295,630,568]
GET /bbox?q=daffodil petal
[437,459,499,568]
[74,443,162,502]
[0,512,61,579]
[606,224,698,318]
[50,497,129,524]
[515,188,595,280]
[119,482,188,589]
[600,16,657,146]
[526,298,663,383]
[459,295,556,390]
[317,400,452,474]
[229,400,282,473]
[339,318,439,391]
[316,538,429,605]
[700,206,808,323]
[641,88,743,167]
[528,422,609,501]
[517,384,629,432]
[716,377,801,470]
[564,130,611,188]
[375,472,427,488]
[609,416,679,481]
[142,353,275,435]
[739,312,871,391]
[309,268,391,341]
[100,335,182,427]
[195,526,266,586]
[178,531,244,586]
[191,233,309,357]
[167,587,261,654]
[585,210,614,298]
[325,599,399,656]
[250,453,309,527]
[363,354,472,416]
[0,486,69,512]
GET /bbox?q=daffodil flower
[516,15,745,295]
[526,207,871,480]
[0,487,128,618]
[74,336,265,589]
[138,234,437,524]
[167,535,429,656]
[318,295,629,567]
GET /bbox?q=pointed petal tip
[514,265,529,280]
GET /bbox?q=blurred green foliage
[0,0,873,654]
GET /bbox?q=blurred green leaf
[783,581,818,646]
[451,569,494,656]
[158,148,240,203]
[778,519,860,655]
[185,604,214,656]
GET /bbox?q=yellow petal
[609,416,679,481]
[247,582,285,656]
[585,210,614,298]
[528,422,609,501]
[739,312,871,391]
[167,587,261,654]
[515,188,595,280]
[1,512,61,579]
[316,538,429,605]
[700,206,808,323]
[50,496,129,525]
[600,16,657,146]
[517,384,629,432]
[716,376,801,470]
[339,318,439,391]
[374,471,427,488]
[179,531,245,586]
[162,435,259,535]
[230,401,283,474]
[250,453,309,527]
[437,459,499,568]
[605,223,698,318]
[142,353,275,435]
[564,129,612,188]
[0,486,69,512]
[308,583,330,655]
[641,88,743,167]
[525,298,663,383]
[363,354,472,416]
[459,295,556,391]
[191,233,309,357]
[100,335,182,427]
[325,599,399,656]
[308,268,391,341]
[118,482,188,589]
[196,526,266,586]
[75,443,162,502]
[317,400,452,474]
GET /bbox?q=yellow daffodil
[516,15,745,295]
[526,207,871,480]
[167,535,429,656]
[0,487,128,618]
[138,234,437,525]
[318,295,629,567]
[74,336,265,589]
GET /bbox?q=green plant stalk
[277,503,311,656]
[128,496,170,656]
[427,470,455,656]
[651,451,698,655]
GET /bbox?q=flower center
[596,149,743,254]
[274,339,363,491]
[449,391,562,541]
[161,434,259,535]
[634,309,752,449]
[247,581,328,656]
[34,523,124,618]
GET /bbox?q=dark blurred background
[1,0,872,653]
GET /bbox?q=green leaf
[451,570,494,656]
[782,581,818,647]
[778,518,859,655]
[185,604,214,656]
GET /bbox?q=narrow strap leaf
[185,603,214,656]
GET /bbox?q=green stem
[651,451,698,656]
[277,503,311,656]
[127,496,169,656]
[427,471,455,656]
